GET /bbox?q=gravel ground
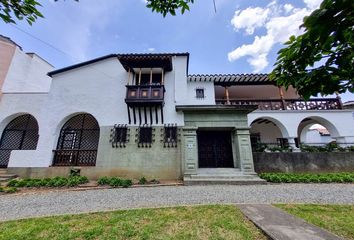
[0,184,353,222]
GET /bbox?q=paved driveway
[0,184,353,221]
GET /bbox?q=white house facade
[0,47,353,182]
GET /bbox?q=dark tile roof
[48,53,189,77]
[188,74,274,85]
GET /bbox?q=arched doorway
[53,114,100,166]
[0,114,39,168]
[250,117,289,151]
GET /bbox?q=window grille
[137,125,154,148]
[163,124,178,147]
[277,138,289,148]
[110,124,129,148]
[0,114,39,168]
[53,114,99,166]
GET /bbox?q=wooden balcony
[125,85,165,106]
[215,98,342,110]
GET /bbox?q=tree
[146,0,194,17]
[270,0,354,99]
[0,0,43,25]
[0,0,194,25]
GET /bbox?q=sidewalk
[238,204,342,240]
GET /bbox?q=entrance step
[184,168,266,185]
[0,170,17,182]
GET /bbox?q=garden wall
[253,152,354,173]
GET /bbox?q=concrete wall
[253,152,354,173]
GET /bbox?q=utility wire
[9,23,119,80]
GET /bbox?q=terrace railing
[215,98,342,110]
[52,149,97,166]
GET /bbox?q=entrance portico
[176,105,265,184]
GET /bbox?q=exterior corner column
[235,128,256,174]
[287,137,300,152]
[182,127,198,176]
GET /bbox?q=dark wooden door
[197,131,234,168]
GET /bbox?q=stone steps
[0,169,17,182]
[184,168,267,185]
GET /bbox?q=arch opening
[0,114,39,168]
[297,117,338,147]
[53,113,100,166]
[250,117,289,152]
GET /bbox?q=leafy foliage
[97,176,133,188]
[146,0,194,17]
[0,0,44,25]
[7,176,88,188]
[271,0,354,99]
[259,172,354,183]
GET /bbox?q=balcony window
[135,73,162,85]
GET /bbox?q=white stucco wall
[185,81,215,105]
[248,110,354,143]
[0,55,188,167]
[2,49,53,93]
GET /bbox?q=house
[1,39,353,183]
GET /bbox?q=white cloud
[228,0,321,72]
[147,47,155,52]
[231,7,269,35]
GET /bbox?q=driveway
[0,183,353,221]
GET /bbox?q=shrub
[121,179,133,188]
[109,177,123,187]
[0,186,4,192]
[98,176,110,185]
[7,179,18,187]
[259,172,354,183]
[4,187,18,194]
[138,177,147,185]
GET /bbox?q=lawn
[276,204,354,240]
[0,205,266,240]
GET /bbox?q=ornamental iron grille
[110,124,129,148]
[53,114,99,166]
[162,124,178,148]
[136,125,154,148]
[0,114,39,168]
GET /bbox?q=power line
[9,23,119,80]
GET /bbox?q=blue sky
[1,0,352,101]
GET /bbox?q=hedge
[7,176,89,188]
[259,172,354,183]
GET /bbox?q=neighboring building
[0,46,353,182]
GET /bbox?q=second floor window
[196,88,205,98]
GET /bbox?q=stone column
[182,127,198,176]
[235,128,256,174]
[287,137,301,152]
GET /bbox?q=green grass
[0,205,266,240]
[276,204,354,240]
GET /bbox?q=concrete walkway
[0,184,353,222]
[239,204,342,240]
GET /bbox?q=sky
[1,0,352,101]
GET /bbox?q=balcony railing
[215,98,342,110]
[52,150,97,166]
[125,85,165,106]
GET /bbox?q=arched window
[53,114,99,166]
[0,114,39,168]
